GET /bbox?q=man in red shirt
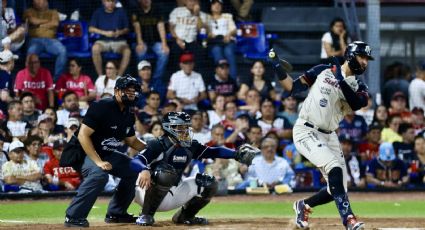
[358,122,382,163]
[44,139,81,191]
[14,54,54,110]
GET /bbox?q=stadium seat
[236,22,277,60]
[57,20,91,58]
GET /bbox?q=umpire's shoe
[346,215,365,230]
[64,216,89,228]
[172,209,209,225]
[136,214,155,226]
[293,200,312,229]
[105,213,137,223]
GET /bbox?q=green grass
[0,200,424,224]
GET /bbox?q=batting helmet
[114,74,141,106]
[162,112,193,147]
[344,41,374,75]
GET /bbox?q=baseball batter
[269,41,373,230]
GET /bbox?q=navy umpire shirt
[82,97,136,157]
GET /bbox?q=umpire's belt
[304,122,332,134]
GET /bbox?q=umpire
[64,75,146,228]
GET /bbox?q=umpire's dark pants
[66,153,138,219]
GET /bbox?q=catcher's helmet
[162,112,193,147]
[344,41,374,75]
[114,74,141,106]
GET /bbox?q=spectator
[238,61,276,101]
[56,91,87,126]
[131,0,169,80]
[355,94,374,126]
[381,115,402,143]
[339,134,366,188]
[409,61,425,112]
[24,0,67,80]
[230,0,253,22]
[0,50,17,114]
[20,92,41,127]
[43,139,81,191]
[24,135,49,173]
[205,123,235,149]
[389,91,412,123]
[225,113,249,146]
[14,54,54,110]
[161,101,179,116]
[55,59,96,103]
[320,17,349,64]
[412,135,425,184]
[144,121,164,140]
[2,140,44,193]
[411,107,425,135]
[3,100,30,140]
[238,88,261,119]
[207,59,237,103]
[1,0,26,52]
[37,117,55,145]
[257,98,292,139]
[206,0,237,79]
[43,107,65,135]
[64,117,79,141]
[220,101,238,138]
[95,60,120,99]
[90,0,131,76]
[358,122,382,163]
[277,95,299,126]
[169,0,207,73]
[366,142,408,188]
[135,60,166,109]
[382,62,411,108]
[246,124,262,148]
[393,123,416,164]
[191,111,210,144]
[207,94,225,129]
[0,134,8,175]
[166,52,207,111]
[135,91,161,137]
[241,137,295,190]
[338,111,368,144]
[371,104,388,128]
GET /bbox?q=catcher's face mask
[169,124,193,147]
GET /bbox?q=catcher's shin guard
[141,184,170,216]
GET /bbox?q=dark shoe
[293,200,312,229]
[136,214,155,226]
[172,209,208,225]
[346,215,365,230]
[64,216,89,228]
[105,213,137,223]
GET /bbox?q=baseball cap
[412,107,424,116]
[210,0,223,3]
[338,134,353,143]
[8,140,25,152]
[391,91,406,101]
[37,113,53,124]
[137,60,151,71]
[216,59,229,68]
[0,50,18,64]
[179,52,194,63]
[379,142,396,161]
[53,139,66,149]
[368,121,383,131]
[65,117,80,129]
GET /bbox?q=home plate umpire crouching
[130,111,259,226]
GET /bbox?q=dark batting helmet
[162,112,193,147]
[114,74,141,106]
[344,41,374,75]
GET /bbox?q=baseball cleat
[172,208,209,225]
[293,200,312,229]
[105,213,137,223]
[136,214,155,226]
[346,215,365,230]
[64,216,89,228]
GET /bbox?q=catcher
[130,111,258,226]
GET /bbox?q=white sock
[1,36,11,45]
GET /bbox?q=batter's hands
[138,170,152,190]
[331,56,344,81]
[96,161,112,171]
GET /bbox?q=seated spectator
[393,123,416,164]
[135,60,166,109]
[0,50,16,114]
[95,60,120,99]
[90,0,131,76]
[382,62,411,107]
[24,135,49,173]
[355,94,374,126]
[56,91,87,126]
[366,142,409,188]
[20,92,41,128]
[191,111,210,144]
[358,122,382,163]
[43,139,81,191]
[411,107,425,135]
[338,111,368,144]
[205,123,235,149]
[225,113,249,146]
[237,61,276,101]
[135,91,161,137]
[1,0,26,52]
[55,59,96,103]
[1,140,44,193]
[206,0,237,79]
[371,105,388,128]
[141,121,164,142]
[37,117,56,145]
[64,117,79,141]
[161,101,179,117]
[246,124,262,148]
[42,107,65,135]
[0,135,8,189]
[3,100,30,140]
[238,88,261,119]
[240,137,295,190]
[207,59,237,103]
[24,0,67,80]
[257,98,292,139]
[131,0,169,80]
[220,101,241,139]
[207,94,225,129]
[389,91,412,123]
[381,115,402,143]
[167,52,207,111]
[230,0,253,22]
[283,143,312,169]
[340,134,366,188]
[320,17,349,64]
[277,95,299,126]
[411,135,425,184]
[14,54,54,110]
[409,61,425,112]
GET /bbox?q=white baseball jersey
[169,7,207,43]
[298,68,359,131]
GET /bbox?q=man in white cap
[0,49,17,113]
[136,60,165,109]
[64,117,80,141]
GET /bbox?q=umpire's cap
[345,41,374,60]
[114,74,141,91]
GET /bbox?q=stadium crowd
[0,0,425,194]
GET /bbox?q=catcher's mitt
[235,144,260,166]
